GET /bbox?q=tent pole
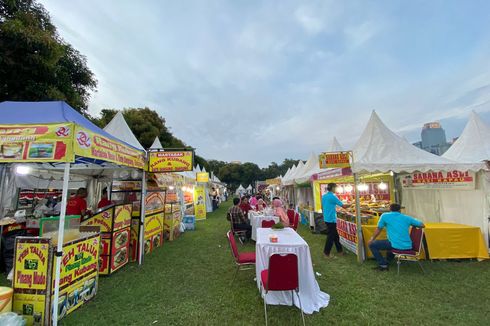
[52,162,70,325]
[138,170,147,265]
[354,172,364,263]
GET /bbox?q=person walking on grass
[368,203,425,271]
[322,183,350,258]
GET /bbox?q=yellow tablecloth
[362,223,489,260]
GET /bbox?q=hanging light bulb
[169,186,175,190]
[15,165,31,175]
[344,184,353,193]
[357,183,368,192]
[336,186,344,194]
[378,182,388,190]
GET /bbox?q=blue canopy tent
[0,101,147,325]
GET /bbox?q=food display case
[164,202,182,242]
[130,191,165,261]
[12,222,100,326]
[80,204,132,275]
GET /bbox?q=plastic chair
[287,210,300,231]
[392,227,425,275]
[229,219,248,245]
[260,253,305,326]
[226,231,255,284]
[261,220,275,228]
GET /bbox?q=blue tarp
[0,101,142,152]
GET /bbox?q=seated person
[368,203,425,271]
[272,198,289,227]
[239,196,253,216]
[97,188,114,209]
[255,198,267,211]
[227,197,252,240]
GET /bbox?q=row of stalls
[0,101,225,325]
[280,111,490,260]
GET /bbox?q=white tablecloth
[255,228,330,314]
[248,212,279,241]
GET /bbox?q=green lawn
[4,200,490,325]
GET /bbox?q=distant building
[413,122,451,155]
[230,161,242,165]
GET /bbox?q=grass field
[4,200,490,325]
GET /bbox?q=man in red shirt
[97,188,113,209]
[239,196,253,216]
[66,188,88,216]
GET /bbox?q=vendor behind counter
[66,187,89,216]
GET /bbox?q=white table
[255,228,330,314]
[248,212,279,241]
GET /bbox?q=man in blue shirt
[322,183,350,258]
[368,203,425,271]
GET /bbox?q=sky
[41,0,490,167]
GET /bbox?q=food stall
[0,101,146,325]
[349,111,488,261]
[12,220,100,325]
[147,149,195,238]
[130,184,165,261]
[81,204,132,275]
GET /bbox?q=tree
[93,107,187,149]
[0,0,97,114]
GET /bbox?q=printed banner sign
[74,126,145,169]
[196,172,209,183]
[319,151,352,169]
[14,241,50,290]
[148,150,194,172]
[401,170,475,190]
[266,178,281,185]
[113,204,132,231]
[336,218,359,255]
[0,123,74,163]
[194,186,206,220]
[54,236,100,291]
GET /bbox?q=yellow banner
[0,123,74,163]
[319,151,352,169]
[196,172,209,183]
[74,126,145,169]
[266,178,281,185]
[82,208,114,232]
[13,293,46,326]
[194,186,206,220]
[53,272,98,320]
[148,151,194,172]
[54,235,100,290]
[113,204,132,231]
[14,241,50,290]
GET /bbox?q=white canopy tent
[351,111,483,173]
[351,111,488,247]
[103,112,145,151]
[443,111,490,163]
[149,136,164,150]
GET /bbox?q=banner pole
[52,162,70,325]
[352,152,364,263]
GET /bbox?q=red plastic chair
[229,219,247,245]
[287,210,300,231]
[261,220,275,228]
[260,253,305,326]
[392,227,425,275]
[226,231,255,283]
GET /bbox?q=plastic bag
[0,312,26,326]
